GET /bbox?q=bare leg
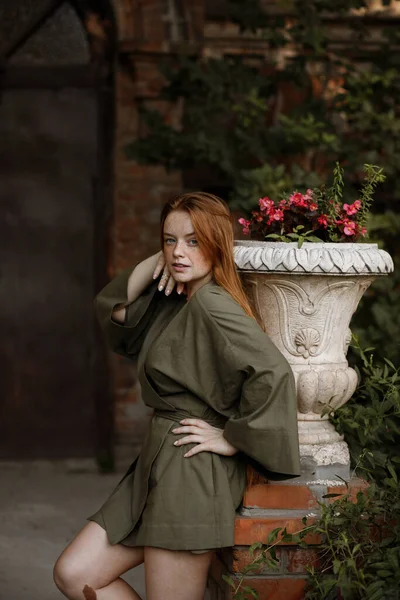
[144,547,214,600]
[53,522,144,600]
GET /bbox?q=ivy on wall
[128,0,400,206]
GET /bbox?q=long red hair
[160,192,261,327]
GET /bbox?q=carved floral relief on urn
[234,241,394,471]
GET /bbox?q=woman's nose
[173,241,185,257]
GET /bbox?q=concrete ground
[0,462,147,600]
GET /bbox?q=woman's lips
[172,264,189,272]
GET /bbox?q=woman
[53,192,300,600]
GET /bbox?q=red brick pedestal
[208,468,367,599]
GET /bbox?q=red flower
[309,202,318,212]
[289,192,308,208]
[259,196,274,212]
[252,211,264,223]
[317,215,329,228]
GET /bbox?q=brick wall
[110,0,205,467]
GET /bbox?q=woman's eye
[188,239,198,246]
[165,238,175,245]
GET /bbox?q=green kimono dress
[88,269,300,551]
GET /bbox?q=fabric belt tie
[154,408,227,429]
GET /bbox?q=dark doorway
[0,1,115,462]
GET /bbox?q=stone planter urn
[234,241,394,480]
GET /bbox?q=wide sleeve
[196,287,301,480]
[223,354,301,480]
[94,267,162,360]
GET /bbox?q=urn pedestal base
[207,469,368,599]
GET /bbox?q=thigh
[144,547,214,600]
[54,521,144,590]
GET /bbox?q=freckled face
[163,211,213,292]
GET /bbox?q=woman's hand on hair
[171,419,238,458]
[153,252,185,296]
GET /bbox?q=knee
[53,555,82,597]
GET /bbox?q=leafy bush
[305,480,400,600]
[304,342,400,599]
[333,339,400,484]
[224,341,400,600]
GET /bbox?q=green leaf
[387,463,398,482]
[368,589,386,600]
[243,562,263,574]
[352,543,362,555]
[383,358,396,371]
[222,574,235,587]
[248,541,263,556]
[333,559,342,574]
[376,570,393,577]
[242,586,259,598]
[267,527,282,545]
[366,581,384,595]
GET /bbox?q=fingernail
[180,420,186,424]
[177,290,182,295]
[158,285,163,291]
[165,290,170,295]
[174,441,179,446]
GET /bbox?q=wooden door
[0,86,98,458]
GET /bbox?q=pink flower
[238,218,251,235]
[304,188,314,202]
[342,220,356,236]
[272,209,284,221]
[259,196,274,212]
[343,200,361,216]
[317,215,328,228]
[360,227,367,236]
[309,202,318,212]
[343,203,356,216]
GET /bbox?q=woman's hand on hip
[171,419,238,458]
[153,251,185,296]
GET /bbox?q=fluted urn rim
[234,240,394,275]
